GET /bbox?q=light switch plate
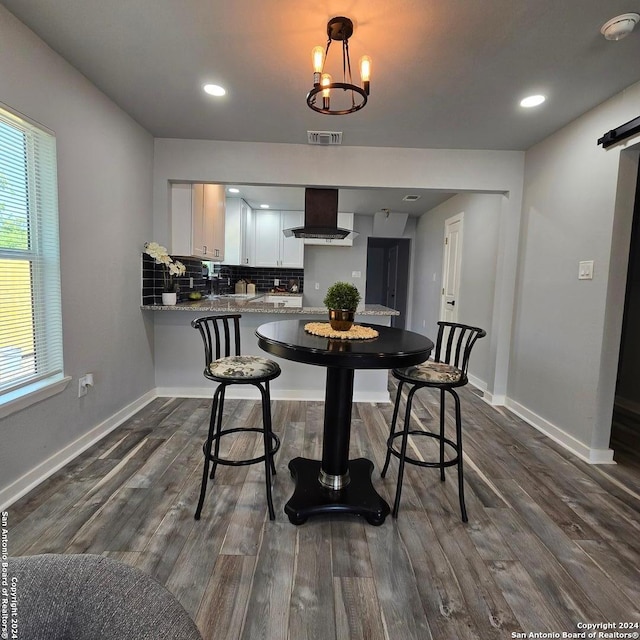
[578,260,594,280]
[352,271,361,278]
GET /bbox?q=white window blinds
[0,104,63,401]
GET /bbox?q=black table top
[256,319,433,370]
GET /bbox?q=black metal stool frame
[381,321,486,522]
[192,314,281,521]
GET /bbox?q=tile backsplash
[142,254,304,305]
[212,264,303,295]
[141,254,209,305]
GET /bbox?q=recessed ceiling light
[402,195,421,202]
[203,84,226,96]
[520,94,546,108]
[260,204,269,209]
[227,187,240,193]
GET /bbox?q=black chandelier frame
[306,17,369,116]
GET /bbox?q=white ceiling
[3,0,640,214]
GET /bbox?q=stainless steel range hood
[283,188,356,240]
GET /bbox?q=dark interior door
[611,160,640,460]
[385,245,398,310]
[366,238,410,329]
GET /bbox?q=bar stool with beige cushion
[382,321,486,522]
[192,314,281,520]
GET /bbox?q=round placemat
[304,322,379,340]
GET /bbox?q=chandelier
[306,17,371,115]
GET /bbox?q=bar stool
[192,314,281,521]
[381,321,486,522]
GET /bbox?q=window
[0,104,65,416]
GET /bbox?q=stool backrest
[191,314,242,367]
[434,321,486,375]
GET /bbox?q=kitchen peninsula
[143,294,400,402]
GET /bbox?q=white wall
[411,194,502,388]
[509,81,640,461]
[0,7,155,505]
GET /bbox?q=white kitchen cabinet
[171,183,225,261]
[222,198,254,266]
[303,212,355,246]
[253,210,304,268]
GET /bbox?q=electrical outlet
[189,277,194,288]
[315,282,320,290]
[78,373,94,398]
[274,279,279,286]
[352,270,361,278]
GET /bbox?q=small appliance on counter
[235,279,247,294]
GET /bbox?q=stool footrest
[202,427,280,467]
[386,430,459,469]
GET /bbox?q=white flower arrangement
[144,242,186,293]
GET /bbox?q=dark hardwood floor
[6,382,640,639]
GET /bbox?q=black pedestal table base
[285,457,390,525]
[255,319,433,526]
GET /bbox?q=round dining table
[256,319,433,525]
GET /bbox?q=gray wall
[303,215,371,307]
[0,7,155,500]
[510,82,640,457]
[411,194,502,387]
[153,140,525,403]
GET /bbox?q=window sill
[0,375,72,420]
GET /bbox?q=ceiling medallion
[306,17,371,115]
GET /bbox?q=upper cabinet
[303,212,355,246]
[253,210,304,268]
[170,183,225,261]
[222,198,254,266]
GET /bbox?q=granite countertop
[141,293,399,316]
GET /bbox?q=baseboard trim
[467,373,487,393]
[0,390,157,510]
[482,390,506,406]
[156,386,390,404]
[505,398,614,464]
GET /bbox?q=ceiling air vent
[307,130,343,145]
[402,194,421,202]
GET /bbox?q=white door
[440,213,464,322]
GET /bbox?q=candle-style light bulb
[359,56,371,95]
[312,46,324,86]
[321,73,332,110]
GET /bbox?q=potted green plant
[324,281,361,331]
